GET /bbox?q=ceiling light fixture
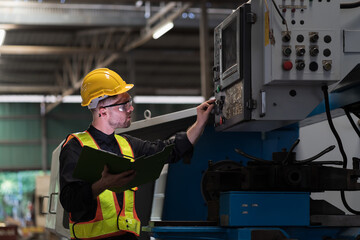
[135,1,143,7]
[0,29,6,46]
[152,22,174,39]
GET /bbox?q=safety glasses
[102,98,133,112]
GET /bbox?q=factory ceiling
[0,0,241,113]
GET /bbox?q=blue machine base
[144,191,360,239]
[143,226,360,240]
[219,191,310,227]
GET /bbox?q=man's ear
[98,107,107,117]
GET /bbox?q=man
[59,68,214,240]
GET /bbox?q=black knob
[296,34,304,43]
[213,104,221,115]
[296,60,305,70]
[296,47,306,56]
[324,35,332,43]
[282,33,291,42]
[310,46,319,57]
[309,61,318,71]
[283,47,292,57]
[310,33,319,43]
[323,48,331,57]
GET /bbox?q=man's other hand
[92,165,136,197]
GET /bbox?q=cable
[294,145,336,165]
[271,0,289,32]
[308,161,343,166]
[283,139,300,164]
[234,148,272,164]
[322,85,360,215]
[341,191,360,215]
[340,1,360,9]
[344,108,360,138]
[322,85,348,168]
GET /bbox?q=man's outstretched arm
[186,99,215,145]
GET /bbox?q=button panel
[269,0,340,84]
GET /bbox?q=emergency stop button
[283,61,293,71]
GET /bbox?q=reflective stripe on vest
[68,131,141,240]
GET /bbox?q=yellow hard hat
[81,68,134,109]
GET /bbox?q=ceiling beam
[0,85,59,93]
[47,0,239,3]
[0,45,116,55]
[0,73,54,84]
[147,2,177,26]
[135,87,201,95]
[0,2,230,28]
[45,53,120,114]
[0,60,58,71]
[76,27,132,37]
[0,45,200,59]
[124,3,192,52]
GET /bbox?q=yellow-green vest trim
[66,131,141,240]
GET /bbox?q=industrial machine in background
[213,0,348,132]
[146,0,360,239]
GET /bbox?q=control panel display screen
[222,19,237,74]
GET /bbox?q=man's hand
[92,165,136,198]
[196,99,215,126]
[187,99,215,145]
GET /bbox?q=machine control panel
[213,4,252,129]
[213,0,345,131]
[269,0,340,84]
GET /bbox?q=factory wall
[0,103,90,170]
[0,103,42,170]
[0,102,197,170]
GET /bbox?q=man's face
[105,93,134,129]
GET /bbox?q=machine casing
[219,192,310,227]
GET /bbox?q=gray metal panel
[339,2,360,81]
[45,141,70,238]
[115,108,197,141]
[344,30,360,53]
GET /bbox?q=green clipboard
[73,144,174,192]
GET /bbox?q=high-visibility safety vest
[63,131,141,240]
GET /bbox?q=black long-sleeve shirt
[59,125,193,222]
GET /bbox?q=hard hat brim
[82,83,134,108]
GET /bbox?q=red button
[291,8,296,13]
[283,61,293,71]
